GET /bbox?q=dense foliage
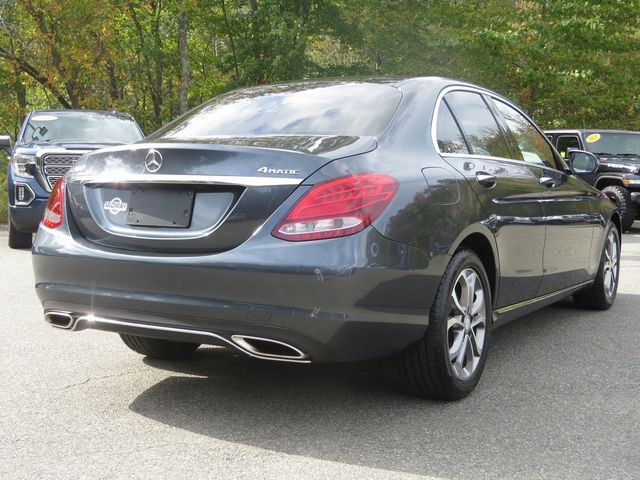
[1,0,640,135]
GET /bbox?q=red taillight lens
[42,178,65,229]
[273,173,398,241]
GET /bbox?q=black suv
[545,129,640,230]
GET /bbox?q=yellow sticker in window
[586,133,601,143]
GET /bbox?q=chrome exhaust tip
[231,335,308,361]
[44,311,75,330]
[42,312,310,363]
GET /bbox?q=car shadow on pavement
[129,295,638,479]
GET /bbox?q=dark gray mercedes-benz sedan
[33,78,620,400]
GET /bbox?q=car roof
[216,76,510,98]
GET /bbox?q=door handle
[476,172,497,188]
[539,176,556,188]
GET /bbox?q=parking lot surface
[1,225,639,480]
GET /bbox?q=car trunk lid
[65,136,376,253]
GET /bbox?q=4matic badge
[257,166,299,175]
[104,197,128,215]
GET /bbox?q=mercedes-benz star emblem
[144,149,163,173]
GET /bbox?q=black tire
[573,221,620,310]
[8,218,32,249]
[601,185,635,232]
[400,249,492,400]
[119,334,200,360]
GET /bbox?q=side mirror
[0,135,11,154]
[568,150,598,175]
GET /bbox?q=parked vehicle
[545,129,640,231]
[0,135,11,154]
[33,78,620,400]
[6,110,143,248]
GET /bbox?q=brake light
[43,178,65,229]
[273,173,398,241]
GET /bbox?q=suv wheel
[120,334,200,360]
[601,185,636,231]
[400,249,492,400]
[8,218,33,249]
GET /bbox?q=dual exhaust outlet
[44,311,308,363]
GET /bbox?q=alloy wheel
[603,230,619,299]
[447,268,487,380]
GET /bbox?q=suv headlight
[11,153,35,177]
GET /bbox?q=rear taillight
[273,173,398,241]
[42,178,65,229]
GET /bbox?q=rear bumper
[33,225,447,362]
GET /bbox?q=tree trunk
[151,1,164,127]
[14,70,27,137]
[220,0,240,80]
[106,57,120,103]
[178,10,189,114]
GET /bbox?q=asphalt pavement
[0,224,639,479]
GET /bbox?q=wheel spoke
[449,330,464,361]
[610,241,618,268]
[474,327,485,355]
[468,329,480,356]
[451,289,466,316]
[470,288,484,316]
[470,314,485,329]
[604,270,612,290]
[464,271,476,314]
[463,335,476,374]
[448,315,464,331]
[455,334,469,369]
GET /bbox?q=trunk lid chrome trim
[68,173,303,187]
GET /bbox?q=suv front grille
[41,154,82,190]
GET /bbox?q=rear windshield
[584,132,640,156]
[21,112,142,145]
[150,83,402,139]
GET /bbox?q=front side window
[556,135,581,159]
[492,100,558,169]
[444,91,511,159]
[435,100,469,154]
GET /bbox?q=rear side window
[492,100,558,169]
[435,101,469,154]
[556,135,581,158]
[444,91,511,159]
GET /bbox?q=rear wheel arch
[450,231,498,303]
